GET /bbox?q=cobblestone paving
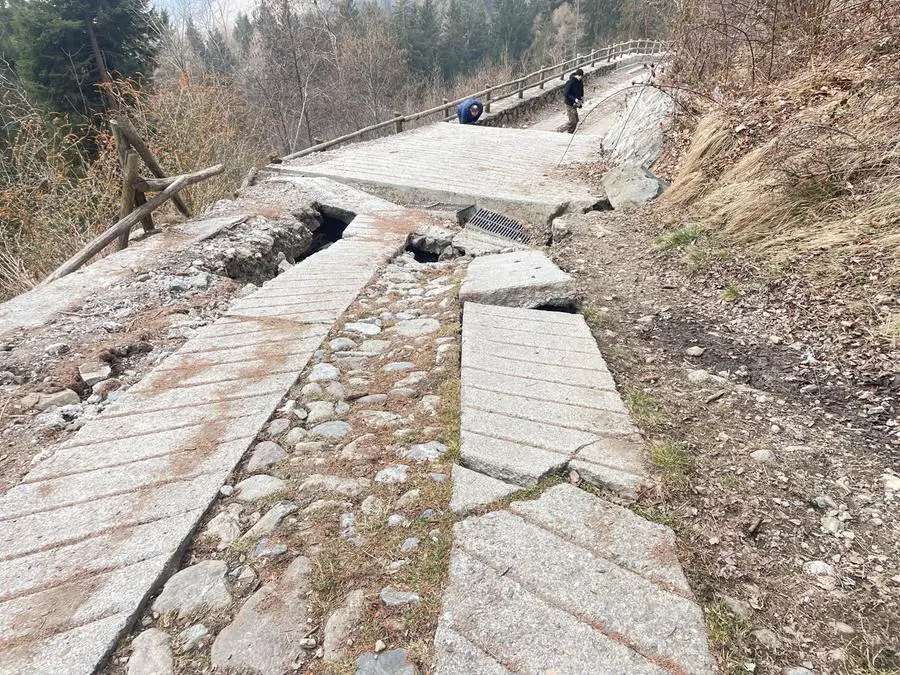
[103,251,466,674]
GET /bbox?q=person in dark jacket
[557,68,584,133]
[456,98,484,124]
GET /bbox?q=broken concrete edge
[265,168,602,230]
[452,455,651,515]
[0,214,248,340]
[458,250,578,310]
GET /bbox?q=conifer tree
[9,0,158,116]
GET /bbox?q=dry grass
[661,37,900,282]
[625,389,668,431]
[109,77,269,219]
[653,224,704,250]
[649,439,694,489]
[0,104,120,297]
[704,600,752,674]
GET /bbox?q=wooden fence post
[484,89,492,113]
[443,98,450,120]
[116,151,140,250]
[393,112,403,133]
[115,116,191,218]
[517,77,524,98]
[538,67,545,89]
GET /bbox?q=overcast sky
[153,0,336,27]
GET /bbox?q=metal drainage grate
[465,208,531,244]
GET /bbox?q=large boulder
[602,165,668,210]
[603,85,673,168]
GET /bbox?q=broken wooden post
[114,116,191,218]
[42,164,224,285]
[132,190,155,234]
[116,151,140,250]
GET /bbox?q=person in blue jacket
[456,98,484,124]
[557,68,584,133]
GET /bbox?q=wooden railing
[281,38,666,162]
[41,116,224,284]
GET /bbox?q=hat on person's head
[574,68,584,77]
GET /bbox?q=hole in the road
[311,205,352,252]
[533,301,578,313]
[405,242,441,263]
[221,205,353,286]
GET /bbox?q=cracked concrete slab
[0,189,417,675]
[450,465,519,514]
[272,124,605,225]
[459,250,575,308]
[459,303,649,497]
[435,487,716,674]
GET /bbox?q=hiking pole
[557,81,648,167]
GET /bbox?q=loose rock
[404,441,446,462]
[235,475,285,502]
[379,587,421,606]
[178,624,209,654]
[241,501,297,541]
[203,504,243,550]
[393,318,440,337]
[356,648,417,675]
[34,389,80,411]
[309,420,352,439]
[79,361,112,386]
[345,322,382,336]
[246,441,287,472]
[298,474,370,499]
[330,337,356,351]
[375,465,409,484]
[309,363,340,382]
[128,628,173,675]
[254,538,288,558]
[323,589,365,662]
[211,557,312,675]
[752,628,782,650]
[750,449,775,463]
[151,561,232,620]
[267,418,290,436]
[306,400,336,426]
